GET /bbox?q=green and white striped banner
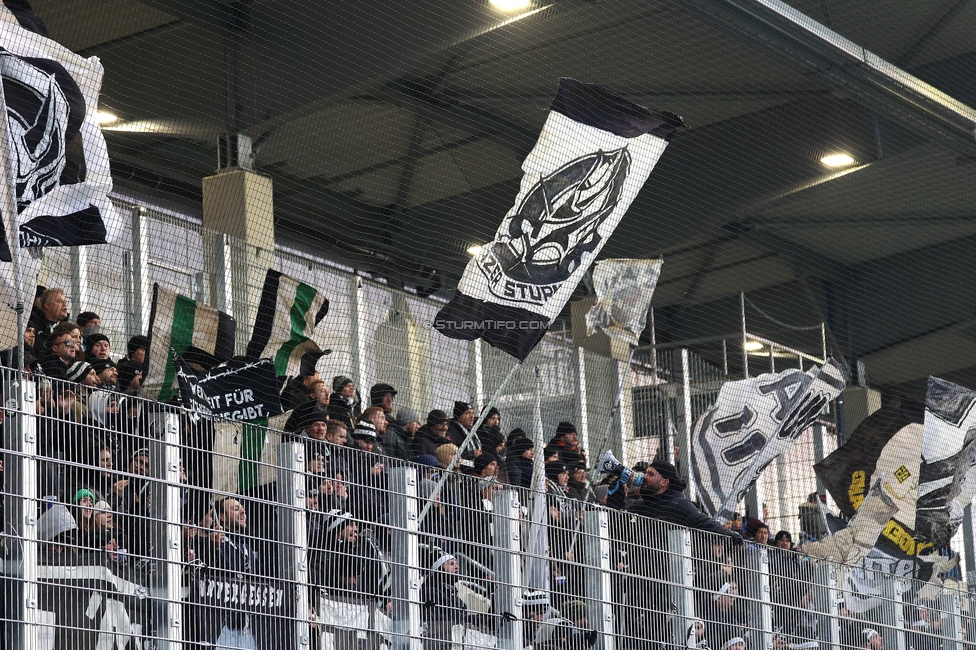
[246,269,329,376]
[142,284,236,402]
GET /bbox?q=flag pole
[525,364,551,591]
[416,359,523,526]
[589,347,635,481]
[1,101,25,373]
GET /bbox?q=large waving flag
[814,399,926,562]
[142,284,236,402]
[916,376,976,547]
[435,78,683,361]
[246,269,330,376]
[0,12,121,260]
[691,359,846,522]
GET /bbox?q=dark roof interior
[32,0,976,398]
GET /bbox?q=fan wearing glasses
[41,321,81,379]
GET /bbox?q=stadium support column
[149,412,183,649]
[202,168,276,353]
[583,509,615,650]
[667,528,695,646]
[276,442,311,649]
[492,489,524,650]
[3,375,38,650]
[388,467,423,650]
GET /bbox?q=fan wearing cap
[421,547,467,649]
[909,604,940,650]
[346,420,389,523]
[367,385,413,462]
[619,460,742,646]
[280,352,324,412]
[702,581,750,649]
[413,409,453,458]
[328,375,361,429]
[90,357,118,389]
[76,311,101,348]
[505,434,535,489]
[447,401,476,449]
[477,406,505,458]
[284,401,333,473]
[633,460,743,543]
[116,334,149,392]
[86,332,112,361]
[544,421,587,468]
[311,509,363,593]
[37,503,79,564]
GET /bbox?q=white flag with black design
[585,257,662,346]
[435,78,683,360]
[691,358,847,522]
[0,15,120,261]
[916,376,976,547]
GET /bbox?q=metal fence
[3,369,973,650]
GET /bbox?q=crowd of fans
[1,285,970,650]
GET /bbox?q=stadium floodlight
[490,0,532,11]
[97,110,118,125]
[821,152,855,167]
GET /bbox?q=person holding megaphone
[598,453,743,648]
[598,451,743,543]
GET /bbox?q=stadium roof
[34,0,976,396]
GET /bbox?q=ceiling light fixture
[490,0,532,12]
[820,153,855,167]
[743,340,764,352]
[97,110,119,125]
[467,244,484,257]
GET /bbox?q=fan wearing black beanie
[632,461,742,543]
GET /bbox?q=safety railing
[2,368,972,650]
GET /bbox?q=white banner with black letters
[691,358,847,522]
[435,78,683,360]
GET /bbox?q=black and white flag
[691,359,846,522]
[37,564,145,650]
[435,78,683,360]
[0,12,120,261]
[917,376,976,547]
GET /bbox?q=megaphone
[598,450,644,489]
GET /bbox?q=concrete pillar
[202,169,276,353]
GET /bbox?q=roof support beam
[724,222,850,282]
[673,0,976,156]
[134,0,235,32]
